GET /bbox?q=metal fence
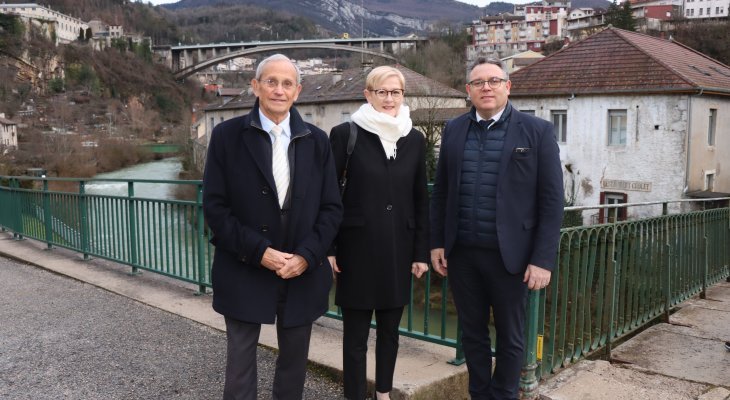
[519,200,730,398]
[1,176,728,398]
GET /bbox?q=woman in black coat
[328,66,430,400]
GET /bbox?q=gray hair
[255,54,302,84]
[466,57,509,82]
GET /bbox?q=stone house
[509,27,730,223]
[0,113,18,150]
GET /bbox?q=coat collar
[249,99,311,139]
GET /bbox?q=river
[85,157,183,199]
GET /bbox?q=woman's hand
[411,262,428,278]
[327,256,340,279]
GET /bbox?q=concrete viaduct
[152,36,428,80]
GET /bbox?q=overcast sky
[143,0,536,6]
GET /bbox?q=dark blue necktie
[479,119,494,130]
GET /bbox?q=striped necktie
[270,125,289,208]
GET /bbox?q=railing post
[128,182,140,275]
[195,183,207,295]
[448,320,465,365]
[43,179,53,249]
[701,213,708,299]
[606,226,620,358]
[79,181,90,260]
[520,289,541,399]
[663,217,672,323]
[12,178,23,240]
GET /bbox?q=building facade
[509,28,730,223]
[466,0,570,61]
[0,113,18,150]
[202,65,467,142]
[683,0,728,18]
[0,3,88,44]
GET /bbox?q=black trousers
[223,316,313,400]
[447,246,528,400]
[341,306,404,400]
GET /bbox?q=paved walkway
[1,230,728,400]
[537,281,730,400]
[0,231,467,400]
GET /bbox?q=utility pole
[361,0,364,64]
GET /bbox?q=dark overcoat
[430,104,564,273]
[330,122,430,310]
[203,101,343,328]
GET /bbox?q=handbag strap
[339,121,358,196]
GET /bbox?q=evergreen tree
[606,0,636,31]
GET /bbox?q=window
[716,7,720,14]
[303,112,313,123]
[340,112,351,122]
[608,109,627,146]
[521,109,535,115]
[699,8,703,15]
[599,192,627,223]
[707,7,710,14]
[210,117,214,129]
[708,108,716,146]
[551,110,567,143]
[706,173,715,191]
[686,8,691,15]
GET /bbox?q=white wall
[687,95,730,194]
[511,94,692,222]
[0,123,18,149]
[0,4,88,43]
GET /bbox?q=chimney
[332,69,343,85]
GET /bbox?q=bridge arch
[174,44,398,80]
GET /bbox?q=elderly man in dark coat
[203,54,343,400]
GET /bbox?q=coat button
[260,225,269,232]
[386,204,393,211]
[262,186,270,195]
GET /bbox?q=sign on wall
[601,179,652,192]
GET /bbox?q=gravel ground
[0,256,344,400]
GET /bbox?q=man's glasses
[468,77,507,90]
[260,79,297,90]
[370,89,405,99]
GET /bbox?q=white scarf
[351,103,412,159]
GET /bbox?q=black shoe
[726,341,730,351]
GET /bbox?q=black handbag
[338,121,358,196]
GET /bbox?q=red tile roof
[510,27,730,97]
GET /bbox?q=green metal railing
[1,176,728,398]
[0,176,212,290]
[519,199,730,398]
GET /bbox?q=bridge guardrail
[1,175,728,398]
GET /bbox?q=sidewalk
[537,281,730,400]
[2,230,727,400]
[0,231,468,400]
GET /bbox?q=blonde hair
[365,66,405,91]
